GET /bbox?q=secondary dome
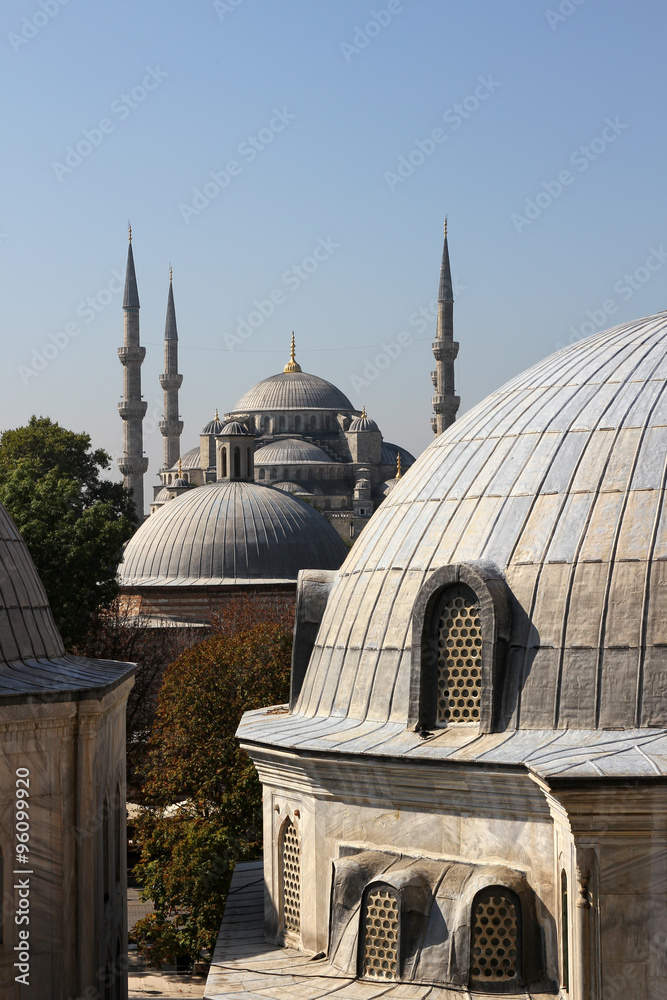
[296,310,667,732]
[202,412,224,435]
[231,370,354,413]
[349,410,380,432]
[119,480,348,586]
[381,442,416,468]
[254,438,332,465]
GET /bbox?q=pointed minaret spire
[431,218,460,435]
[159,266,184,471]
[118,226,148,515]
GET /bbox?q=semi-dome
[254,438,332,465]
[231,370,355,413]
[119,480,347,586]
[293,310,667,735]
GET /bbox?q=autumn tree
[0,416,137,647]
[132,618,292,965]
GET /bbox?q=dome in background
[119,480,348,587]
[380,442,416,468]
[296,311,667,733]
[254,438,333,465]
[167,447,200,472]
[349,410,380,433]
[201,413,225,435]
[231,370,355,413]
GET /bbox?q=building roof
[254,437,332,465]
[289,310,667,735]
[0,503,134,702]
[230,370,355,413]
[119,480,348,587]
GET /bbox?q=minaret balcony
[431,394,461,414]
[430,370,438,388]
[159,419,184,436]
[118,346,146,365]
[159,373,184,390]
[117,456,149,476]
[432,340,459,362]
[118,400,148,420]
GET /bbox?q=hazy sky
[3,0,667,509]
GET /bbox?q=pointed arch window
[361,885,400,981]
[280,818,301,940]
[295,415,301,432]
[310,415,317,430]
[279,416,286,432]
[437,593,482,724]
[221,448,227,478]
[470,887,521,991]
[233,447,241,478]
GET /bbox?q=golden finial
[361,406,367,419]
[396,453,403,479]
[178,458,183,478]
[215,408,219,421]
[444,216,448,238]
[169,263,173,283]
[128,221,132,243]
[283,331,302,373]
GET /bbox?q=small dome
[167,447,200,472]
[153,488,172,502]
[349,408,380,433]
[220,420,252,436]
[231,371,354,413]
[173,478,189,488]
[202,413,224,435]
[273,481,310,495]
[254,438,332,465]
[119,480,347,586]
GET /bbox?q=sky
[2,0,667,511]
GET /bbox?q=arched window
[279,416,285,432]
[283,468,289,480]
[233,447,241,478]
[561,870,569,992]
[361,885,400,981]
[221,448,227,478]
[470,888,521,991]
[295,415,301,432]
[259,468,265,480]
[167,474,172,485]
[436,593,482,725]
[325,415,331,431]
[310,415,316,430]
[183,473,189,483]
[263,416,270,433]
[247,448,252,474]
[270,468,277,479]
[281,819,301,940]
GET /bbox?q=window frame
[469,885,523,993]
[359,882,401,982]
[279,816,301,945]
[408,562,511,733]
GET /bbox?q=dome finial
[395,453,402,479]
[128,221,132,243]
[169,262,173,283]
[361,405,367,418]
[283,332,302,373]
[444,215,447,238]
[215,408,219,421]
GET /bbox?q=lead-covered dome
[119,481,348,586]
[231,370,354,413]
[254,438,332,465]
[296,311,667,732]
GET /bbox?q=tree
[132,619,292,965]
[0,416,137,647]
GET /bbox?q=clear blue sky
[2,0,667,509]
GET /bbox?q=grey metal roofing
[167,447,200,471]
[123,241,140,309]
[202,416,224,435]
[254,438,333,465]
[230,370,355,413]
[164,280,177,339]
[378,476,401,496]
[273,481,311,494]
[118,481,348,587]
[220,420,251,436]
[0,503,134,700]
[153,488,172,502]
[380,441,416,467]
[349,414,380,432]
[290,310,667,738]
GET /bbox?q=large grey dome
[231,370,354,413]
[119,481,348,586]
[296,310,667,733]
[254,438,332,465]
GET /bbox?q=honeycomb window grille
[470,888,521,990]
[436,594,482,725]
[362,886,400,982]
[280,819,301,938]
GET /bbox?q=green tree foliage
[0,416,137,648]
[132,618,292,965]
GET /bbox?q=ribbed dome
[296,311,667,732]
[168,447,200,472]
[349,414,380,432]
[220,420,251,436]
[381,442,416,468]
[254,438,332,465]
[273,481,311,495]
[231,370,354,412]
[202,416,224,435]
[119,481,347,586]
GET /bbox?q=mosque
[199,306,667,1000]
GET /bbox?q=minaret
[431,219,460,434]
[159,267,183,470]
[117,225,148,514]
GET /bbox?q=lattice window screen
[363,887,399,981]
[437,595,482,724]
[281,819,301,936]
[470,891,520,986]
